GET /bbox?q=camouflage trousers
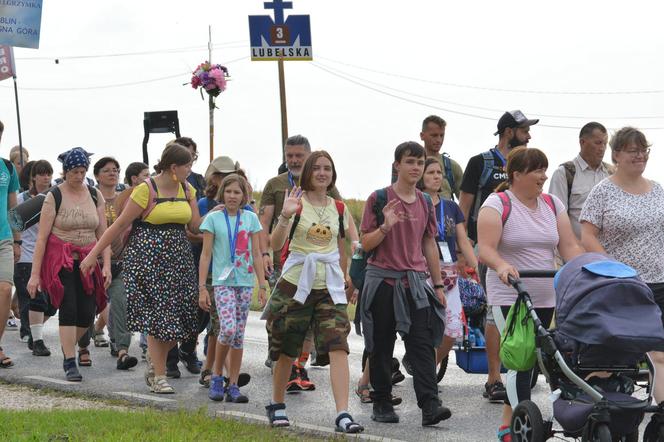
[265,280,350,367]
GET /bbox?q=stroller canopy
[554,252,664,353]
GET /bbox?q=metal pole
[277,58,288,163]
[12,74,24,167]
[208,25,214,162]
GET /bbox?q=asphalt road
[0,312,651,441]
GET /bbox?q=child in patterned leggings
[198,174,267,403]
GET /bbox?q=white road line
[24,375,81,386]
[112,392,176,403]
[216,410,407,441]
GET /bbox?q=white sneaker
[6,316,17,330]
[19,335,29,343]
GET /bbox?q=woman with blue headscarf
[28,147,111,382]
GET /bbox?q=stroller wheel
[643,417,664,442]
[511,400,545,442]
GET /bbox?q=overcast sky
[1,0,662,198]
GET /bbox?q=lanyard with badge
[219,209,241,281]
[288,172,295,188]
[437,201,454,263]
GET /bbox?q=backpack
[441,153,456,200]
[50,185,98,214]
[561,161,614,200]
[348,188,433,290]
[499,293,537,371]
[2,158,12,175]
[140,177,191,221]
[496,192,557,225]
[279,198,346,267]
[470,151,499,223]
[458,275,487,317]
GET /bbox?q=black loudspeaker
[142,110,181,164]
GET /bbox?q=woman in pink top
[477,147,583,441]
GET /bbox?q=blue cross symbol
[264,0,293,25]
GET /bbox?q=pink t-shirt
[360,187,437,273]
[480,191,564,307]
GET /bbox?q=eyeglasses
[101,168,120,174]
[622,148,651,157]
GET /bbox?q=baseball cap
[205,156,238,181]
[494,110,539,136]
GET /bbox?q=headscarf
[57,147,93,172]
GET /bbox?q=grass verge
[0,408,310,441]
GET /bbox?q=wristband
[433,284,445,289]
[259,284,268,290]
[13,240,22,246]
[262,252,270,257]
[198,284,207,290]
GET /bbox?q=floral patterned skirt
[123,223,197,342]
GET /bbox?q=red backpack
[279,199,346,267]
[496,192,557,225]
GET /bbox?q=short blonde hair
[9,146,29,164]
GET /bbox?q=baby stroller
[508,253,664,441]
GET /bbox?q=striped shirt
[480,190,564,307]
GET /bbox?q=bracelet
[198,284,207,290]
[13,240,22,246]
[433,284,445,289]
[259,284,268,290]
[261,252,270,257]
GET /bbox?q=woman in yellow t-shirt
[81,144,202,394]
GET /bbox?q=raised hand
[281,186,303,219]
[381,199,408,229]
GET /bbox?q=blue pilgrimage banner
[0,0,43,49]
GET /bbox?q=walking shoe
[166,365,181,379]
[6,315,17,330]
[223,373,251,389]
[264,357,273,369]
[179,350,201,374]
[483,381,507,401]
[93,331,109,347]
[401,354,414,376]
[141,347,147,360]
[421,399,452,426]
[266,402,290,427]
[286,365,303,392]
[63,357,82,382]
[297,366,315,391]
[371,401,399,423]
[27,337,33,350]
[32,339,51,357]
[225,383,249,403]
[20,334,29,343]
[150,375,175,394]
[208,375,225,401]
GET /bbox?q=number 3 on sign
[270,26,290,45]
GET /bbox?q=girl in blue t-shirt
[198,174,267,403]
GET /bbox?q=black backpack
[49,185,98,214]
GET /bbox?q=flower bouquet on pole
[190,62,230,161]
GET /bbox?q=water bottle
[468,328,476,347]
[474,327,485,347]
[352,242,363,260]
